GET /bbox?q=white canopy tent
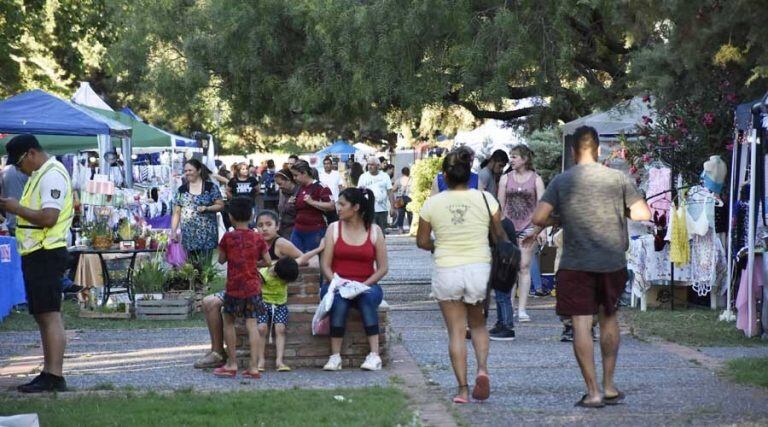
[72,82,113,111]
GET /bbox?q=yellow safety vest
[16,159,73,256]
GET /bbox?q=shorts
[555,268,628,316]
[430,262,490,304]
[21,247,68,315]
[257,302,289,325]
[222,294,264,319]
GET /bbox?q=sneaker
[560,325,574,342]
[17,372,67,393]
[323,354,343,371]
[518,312,531,322]
[193,351,226,369]
[489,327,516,341]
[360,353,382,371]
[488,324,504,335]
[534,290,550,297]
[592,327,598,342]
[465,328,472,340]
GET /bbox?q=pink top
[502,171,538,233]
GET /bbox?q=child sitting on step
[214,196,271,379]
[256,256,300,372]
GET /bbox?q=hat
[6,134,42,166]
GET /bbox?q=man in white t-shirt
[318,156,343,201]
[357,156,394,233]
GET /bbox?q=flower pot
[149,239,159,250]
[135,237,147,250]
[92,235,113,250]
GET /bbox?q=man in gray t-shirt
[1,164,29,234]
[533,126,650,408]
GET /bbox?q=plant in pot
[84,219,113,250]
[133,260,165,300]
[163,263,197,299]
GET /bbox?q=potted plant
[84,219,113,250]
[133,260,165,299]
[163,263,197,299]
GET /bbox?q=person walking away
[213,197,272,378]
[393,167,413,234]
[532,126,651,408]
[431,146,479,195]
[416,148,507,403]
[0,135,73,392]
[262,159,279,211]
[348,162,364,187]
[275,168,300,239]
[290,160,334,252]
[478,149,508,197]
[256,256,300,372]
[318,156,343,203]
[357,157,395,234]
[320,188,388,371]
[497,145,546,322]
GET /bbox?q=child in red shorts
[214,196,272,378]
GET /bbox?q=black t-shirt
[228,177,259,200]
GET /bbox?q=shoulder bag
[480,192,521,293]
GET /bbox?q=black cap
[6,134,41,166]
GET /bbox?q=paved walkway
[2,235,768,426]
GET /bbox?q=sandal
[574,394,605,408]
[277,365,292,372]
[452,385,469,404]
[242,370,261,379]
[256,367,266,373]
[471,374,490,401]
[604,391,625,405]
[212,367,237,378]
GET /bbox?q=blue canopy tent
[0,90,133,180]
[316,140,357,161]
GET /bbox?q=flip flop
[574,394,605,408]
[452,396,469,404]
[604,391,625,405]
[471,374,490,401]
[242,370,261,379]
[257,367,266,372]
[277,365,292,372]
[212,367,237,378]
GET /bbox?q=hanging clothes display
[668,202,690,265]
[736,253,764,337]
[647,166,672,221]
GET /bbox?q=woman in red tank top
[320,187,388,371]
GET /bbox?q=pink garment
[502,172,537,233]
[736,254,763,337]
[647,167,671,221]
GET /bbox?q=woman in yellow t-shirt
[416,148,507,404]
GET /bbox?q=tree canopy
[1,0,766,153]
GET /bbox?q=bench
[235,266,390,369]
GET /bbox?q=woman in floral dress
[171,159,225,269]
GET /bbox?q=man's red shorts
[555,268,628,316]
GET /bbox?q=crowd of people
[3,127,649,410]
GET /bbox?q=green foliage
[82,218,112,241]
[527,128,563,185]
[724,357,768,389]
[132,261,165,294]
[406,155,443,234]
[626,309,768,347]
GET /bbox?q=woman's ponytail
[339,187,376,229]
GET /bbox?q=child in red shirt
[214,197,271,378]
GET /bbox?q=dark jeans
[290,228,326,253]
[374,212,388,234]
[494,289,515,329]
[395,196,412,229]
[320,283,384,337]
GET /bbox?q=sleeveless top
[502,171,538,232]
[331,222,376,283]
[268,237,284,260]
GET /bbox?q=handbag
[393,196,405,209]
[481,192,521,293]
[166,240,187,267]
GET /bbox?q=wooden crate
[135,298,192,320]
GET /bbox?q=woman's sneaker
[361,353,382,371]
[193,351,226,369]
[489,327,516,341]
[518,312,531,322]
[323,354,343,371]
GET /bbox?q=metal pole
[723,133,738,319]
[121,137,133,188]
[746,128,757,337]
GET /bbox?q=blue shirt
[437,172,479,192]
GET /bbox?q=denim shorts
[222,294,264,319]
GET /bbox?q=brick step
[234,303,389,369]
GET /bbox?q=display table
[69,247,159,305]
[0,236,25,321]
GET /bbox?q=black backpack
[481,192,521,293]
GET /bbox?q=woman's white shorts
[430,262,491,304]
